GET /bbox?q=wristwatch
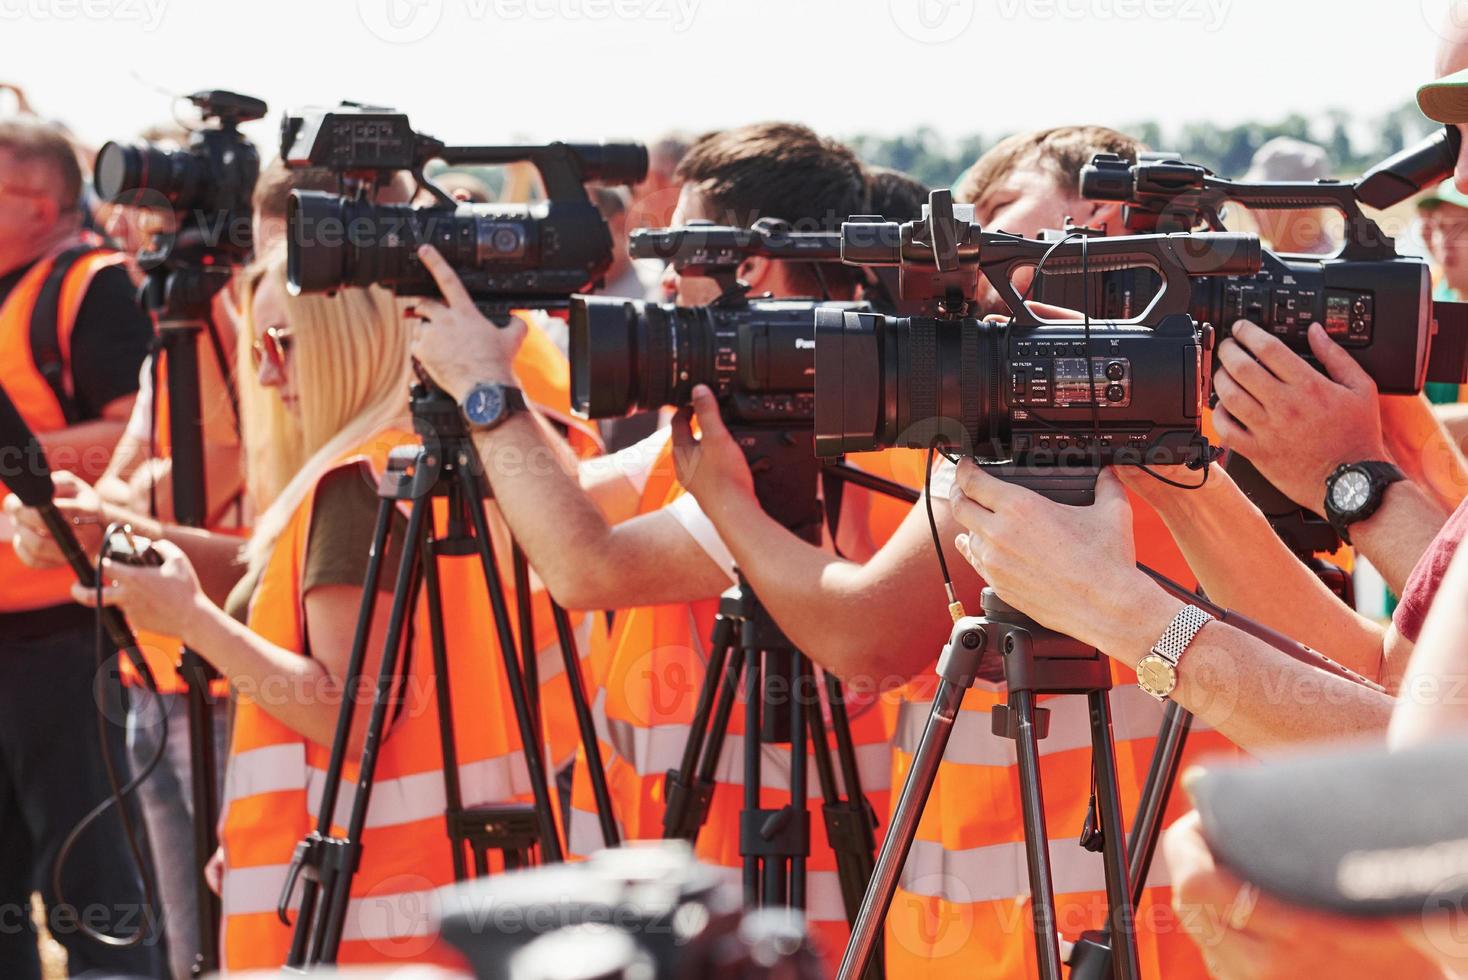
[1323,460,1404,545]
[461,382,526,431]
[1137,605,1213,702]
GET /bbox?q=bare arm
[667,386,979,688]
[1389,542,1468,748]
[1118,464,1389,684]
[86,542,396,755]
[35,394,134,484]
[948,462,1395,754]
[469,413,732,609]
[7,470,245,607]
[1381,393,1468,514]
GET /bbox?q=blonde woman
[34,252,553,970]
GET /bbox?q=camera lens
[285,191,347,294]
[95,141,203,207]
[814,309,1001,456]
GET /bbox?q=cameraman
[408,122,893,968]
[0,118,161,978]
[631,127,1246,978]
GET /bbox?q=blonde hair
[236,251,412,573]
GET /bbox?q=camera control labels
[1008,340,1132,410]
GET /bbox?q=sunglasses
[251,325,294,372]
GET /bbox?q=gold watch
[1137,605,1213,701]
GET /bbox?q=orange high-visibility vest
[0,244,128,613]
[566,434,900,974]
[884,489,1246,979]
[219,427,576,971]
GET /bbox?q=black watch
[460,383,526,431]
[1323,460,1404,544]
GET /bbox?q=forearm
[1383,393,1468,513]
[181,599,339,748]
[1389,547,1468,748]
[1147,471,1386,680]
[470,414,718,608]
[696,490,957,689]
[1350,480,1448,596]
[1085,575,1395,753]
[38,418,127,484]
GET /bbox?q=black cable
[52,526,166,948]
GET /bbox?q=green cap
[1417,178,1468,212]
[1419,67,1468,123]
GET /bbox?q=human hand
[406,244,527,401]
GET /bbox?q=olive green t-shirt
[222,464,407,626]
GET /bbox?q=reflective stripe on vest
[0,246,128,613]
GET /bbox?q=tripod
[660,429,910,980]
[279,383,619,968]
[140,265,237,976]
[839,589,1139,980]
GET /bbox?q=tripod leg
[314,497,430,964]
[511,545,544,744]
[284,491,401,968]
[179,651,220,974]
[787,650,808,911]
[742,638,763,905]
[455,464,563,862]
[549,599,620,848]
[809,669,884,976]
[422,516,470,882]
[1011,689,1063,980]
[662,614,735,842]
[836,676,966,980]
[1128,701,1192,904]
[1089,691,1140,980]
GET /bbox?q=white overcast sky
[0,0,1455,155]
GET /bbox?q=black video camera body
[280,103,647,313]
[570,217,868,426]
[1034,129,1468,394]
[815,190,1260,499]
[94,89,266,317]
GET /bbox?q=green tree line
[846,100,1441,190]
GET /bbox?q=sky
[0,0,1455,154]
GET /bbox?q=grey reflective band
[1151,604,1213,667]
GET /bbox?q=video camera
[815,190,1262,500]
[94,89,265,316]
[569,217,869,425]
[1032,127,1468,394]
[435,842,822,980]
[279,102,647,313]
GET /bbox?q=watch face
[465,385,504,425]
[1137,655,1177,698]
[1331,469,1372,514]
